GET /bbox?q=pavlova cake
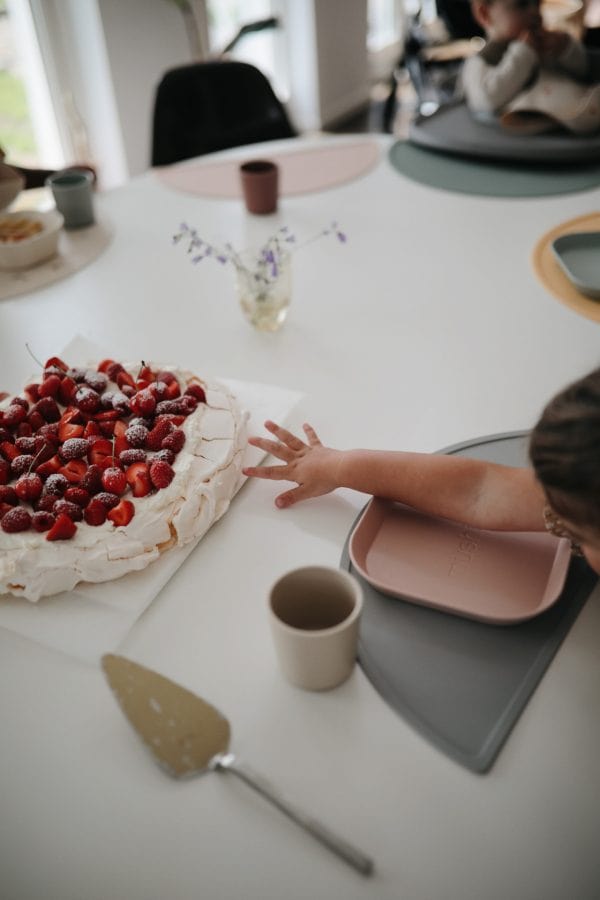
[0,356,247,600]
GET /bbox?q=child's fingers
[302,423,321,446]
[275,484,312,508]
[264,420,305,451]
[248,436,294,461]
[242,464,289,481]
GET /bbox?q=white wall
[282,0,370,132]
[280,0,320,131]
[96,0,194,179]
[314,0,369,127]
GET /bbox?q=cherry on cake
[0,356,247,601]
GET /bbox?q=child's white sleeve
[463,42,539,114]
[557,36,588,80]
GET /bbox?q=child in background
[461,0,589,120]
[243,366,600,575]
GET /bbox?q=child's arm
[243,421,547,532]
[537,30,588,78]
[462,40,539,113]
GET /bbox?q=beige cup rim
[269,565,363,637]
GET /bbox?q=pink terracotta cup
[239,159,279,215]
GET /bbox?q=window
[206,0,288,97]
[367,0,407,82]
[368,0,403,51]
[0,0,63,168]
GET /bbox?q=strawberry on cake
[0,356,247,601]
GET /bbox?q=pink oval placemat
[155,140,380,198]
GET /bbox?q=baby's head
[530,366,600,572]
[471,0,541,42]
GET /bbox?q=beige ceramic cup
[269,566,363,691]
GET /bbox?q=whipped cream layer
[0,364,248,601]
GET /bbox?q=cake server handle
[211,752,374,876]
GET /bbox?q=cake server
[101,654,374,876]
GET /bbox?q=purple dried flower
[173,219,345,285]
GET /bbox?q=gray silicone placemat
[340,431,598,773]
[409,102,600,164]
[389,140,600,197]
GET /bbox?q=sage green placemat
[340,431,598,773]
[389,141,600,198]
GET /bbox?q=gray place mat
[409,102,600,164]
[340,431,598,773]
[389,140,600,197]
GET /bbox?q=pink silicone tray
[349,498,571,624]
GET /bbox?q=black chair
[151,60,296,167]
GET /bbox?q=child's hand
[243,420,343,508]
[518,29,541,52]
[536,28,569,60]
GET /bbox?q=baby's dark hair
[529,366,600,532]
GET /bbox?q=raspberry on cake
[0,357,247,601]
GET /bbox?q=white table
[1,135,599,900]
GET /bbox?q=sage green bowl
[551,231,600,300]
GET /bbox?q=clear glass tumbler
[234,252,291,332]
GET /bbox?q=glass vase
[234,252,291,332]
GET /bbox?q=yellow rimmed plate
[531,212,600,323]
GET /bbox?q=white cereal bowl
[0,209,64,270]
[0,162,25,211]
